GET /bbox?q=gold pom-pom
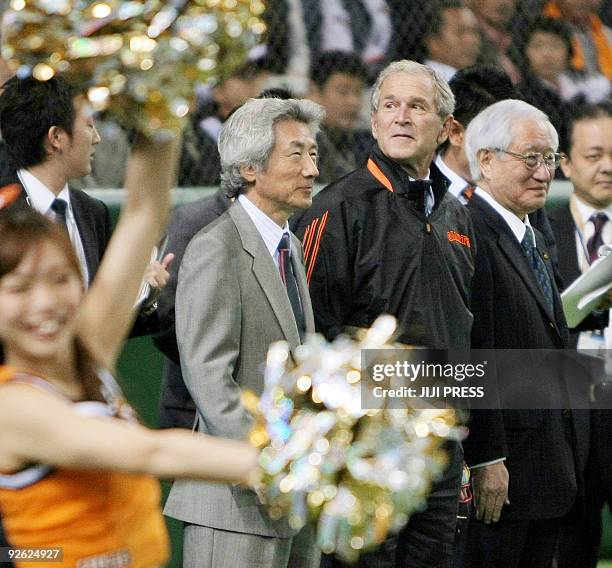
[247,316,464,562]
[2,0,267,136]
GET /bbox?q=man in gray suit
[164,97,324,568]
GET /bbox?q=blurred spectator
[277,0,392,81]
[387,0,430,61]
[81,118,131,188]
[307,51,373,184]
[543,0,612,79]
[465,0,523,82]
[423,0,481,81]
[178,61,270,187]
[517,17,610,149]
[519,17,610,103]
[438,64,519,199]
[602,0,612,26]
[516,18,574,146]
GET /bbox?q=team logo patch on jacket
[447,230,471,248]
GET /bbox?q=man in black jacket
[462,99,589,567]
[293,59,474,568]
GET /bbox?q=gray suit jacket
[164,201,315,537]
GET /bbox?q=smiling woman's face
[0,239,82,367]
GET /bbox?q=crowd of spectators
[69,0,611,188]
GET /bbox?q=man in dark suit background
[153,190,231,428]
[0,76,171,322]
[436,64,560,269]
[548,101,612,568]
[549,101,612,348]
[462,99,589,567]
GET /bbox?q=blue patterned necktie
[50,198,69,233]
[521,227,554,313]
[277,233,306,339]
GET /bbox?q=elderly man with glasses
[460,99,589,568]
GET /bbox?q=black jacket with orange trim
[291,144,476,348]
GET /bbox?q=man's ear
[436,115,453,145]
[560,154,572,180]
[240,164,257,183]
[477,148,493,178]
[43,126,65,156]
[448,119,465,149]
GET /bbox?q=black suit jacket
[3,171,113,285]
[465,194,589,520]
[548,204,609,346]
[548,204,581,288]
[153,191,231,428]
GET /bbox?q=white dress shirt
[572,195,612,274]
[435,154,471,204]
[571,195,612,351]
[424,59,458,82]
[18,169,89,285]
[475,187,534,244]
[238,195,291,269]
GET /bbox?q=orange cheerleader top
[0,366,170,568]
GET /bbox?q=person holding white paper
[548,100,612,568]
[549,101,612,351]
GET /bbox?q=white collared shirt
[475,187,534,245]
[18,169,89,285]
[238,195,290,269]
[570,195,612,351]
[572,195,612,273]
[424,59,458,82]
[435,154,470,204]
[406,168,434,216]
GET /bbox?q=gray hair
[218,98,325,197]
[370,60,455,118]
[465,99,559,181]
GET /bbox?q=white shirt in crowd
[17,168,90,285]
[571,194,612,351]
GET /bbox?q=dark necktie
[587,212,607,264]
[50,198,69,233]
[521,227,554,313]
[397,179,433,216]
[277,233,306,339]
[462,185,475,201]
[340,0,371,54]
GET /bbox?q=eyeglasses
[492,149,564,171]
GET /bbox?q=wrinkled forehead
[509,119,556,151]
[378,71,436,105]
[272,119,317,147]
[570,116,612,149]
